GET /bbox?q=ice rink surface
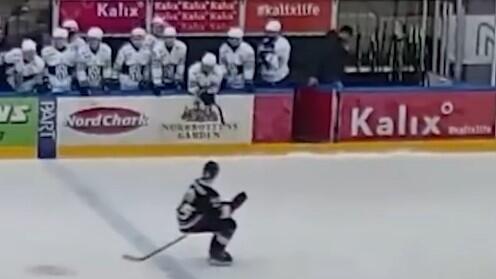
[0,153,495,279]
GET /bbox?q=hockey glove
[139,80,151,91]
[245,80,255,93]
[231,192,248,211]
[152,84,163,96]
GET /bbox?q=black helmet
[203,161,219,179]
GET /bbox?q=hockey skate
[208,250,232,266]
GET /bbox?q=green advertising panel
[0,97,38,146]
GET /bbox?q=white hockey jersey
[219,42,255,89]
[151,40,187,86]
[68,36,86,54]
[41,46,78,93]
[257,36,291,83]
[114,43,152,91]
[144,34,159,51]
[77,43,112,88]
[187,62,224,95]
[3,48,45,92]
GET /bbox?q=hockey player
[257,20,291,84]
[42,28,78,93]
[77,27,112,94]
[144,17,166,50]
[219,27,255,91]
[62,19,86,53]
[187,52,224,106]
[114,27,152,91]
[177,161,247,265]
[4,39,45,93]
[151,26,187,94]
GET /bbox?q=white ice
[0,153,495,279]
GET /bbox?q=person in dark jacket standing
[308,26,353,87]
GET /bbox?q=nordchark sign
[57,95,253,145]
[338,91,496,140]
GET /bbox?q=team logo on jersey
[66,107,148,135]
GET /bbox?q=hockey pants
[181,216,237,254]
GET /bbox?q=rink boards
[2,87,496,158]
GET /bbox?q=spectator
[219,27,255,91]
[62,19,85,53]
[257,19,291,86]
[307,26,353,88]
[151,26,187,94]
[113,27,151,91]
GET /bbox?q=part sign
[57,95,253,145]
[338,91,496,141]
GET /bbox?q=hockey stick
[122,235,187,262]
[213,103,226,125]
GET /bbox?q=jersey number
[129,65,143,82]
[55,65,68,80]
[177,203,195,221]
[88,65,101,83]
[227,63,239,76]
[163,64,176,80]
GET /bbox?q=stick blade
[122,254,145,262]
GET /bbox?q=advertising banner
[59,0,147,34]
[292,87,334,142]
[338,91,496,141]
[253,92,293,142]
[38,97,57,159]
[153,0,240,34]
[57,95,254,145]
[244,0,332,34]
[0,98,38,146]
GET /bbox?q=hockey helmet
[227,27,244,39]
[265,20,282,33]
[163,26,177,37]
[62,19,79,32]
[53,28,69,39]
[87,27,104,39]
[203,161,219,179]
[201,52,217,66]
[21,39,37,51]
[131,27,147,38]
[152,16,165,26]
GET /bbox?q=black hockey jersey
[177,178,225,230]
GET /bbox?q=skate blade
[208,258,232,267]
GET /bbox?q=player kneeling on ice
[42,28,78,93]
[77,27,112,95]
[219,27,255,91]
[177,161,247,266]
[3,39,45,93]
[113,27,152,91]
[187,52,225,123]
